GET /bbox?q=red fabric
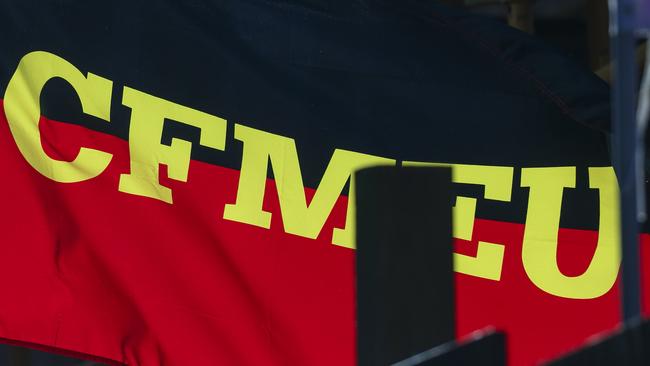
[0,101,647,365]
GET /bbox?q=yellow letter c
[3,51,113,182]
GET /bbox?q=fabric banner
[0,1,646,365]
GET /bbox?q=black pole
[356,166,455,366]
[609,0,642,322]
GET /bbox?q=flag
[0,1,640,365]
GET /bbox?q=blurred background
[453,0,623,82]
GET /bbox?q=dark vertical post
[356,166,454,366]
[609,0,642,321]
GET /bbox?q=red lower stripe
[0,101,647,365]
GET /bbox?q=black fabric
[0,0,613,229]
